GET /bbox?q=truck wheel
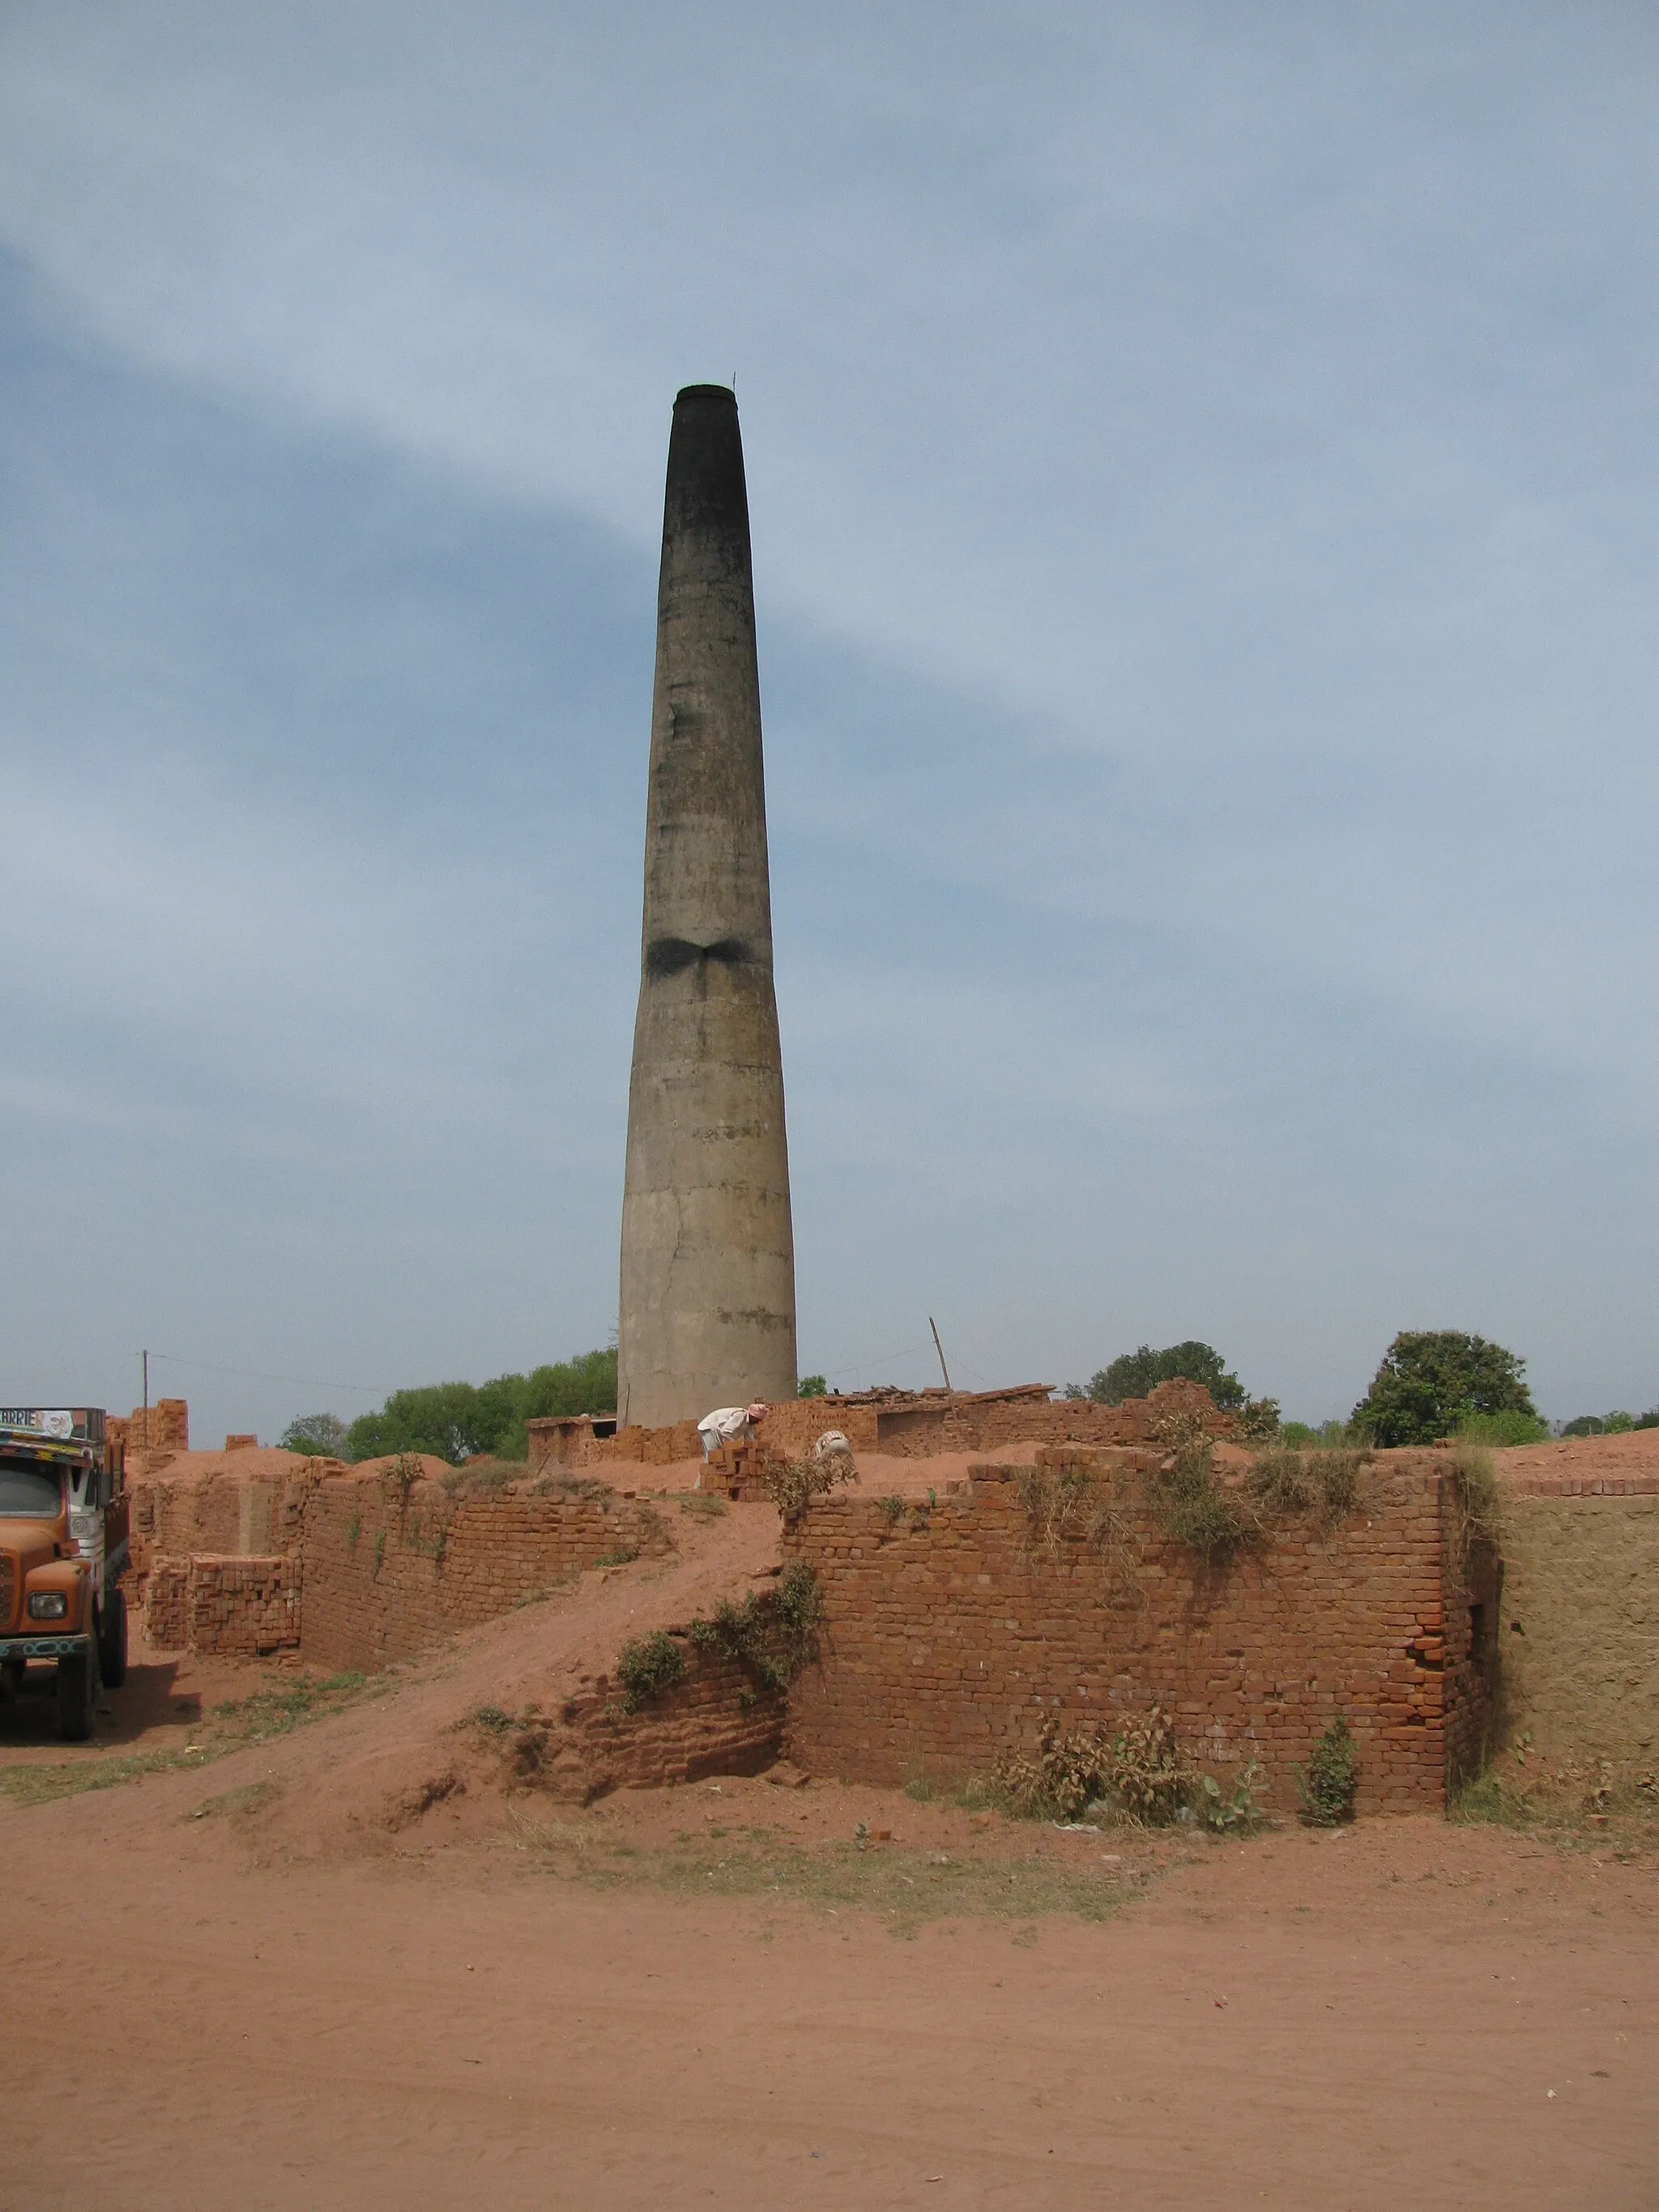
[57,1642,98,1742]
[98,1588,129,1688]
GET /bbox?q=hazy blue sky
[2,2,1656,1442]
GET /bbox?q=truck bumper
[0,1634,92,1661]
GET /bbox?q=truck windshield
[0,1458,63,1517]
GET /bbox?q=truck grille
[0,1556,15,1632]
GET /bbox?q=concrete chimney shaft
[616,386,797,1429]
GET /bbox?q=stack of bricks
[585,1419,704,1467]
[126,1397,190,1460]
[143,1560,190,1650]
[780,1443,1482,1815]
[697,1440,774,1503]
[184,1556,301,1657]
[142,1555,300,1656]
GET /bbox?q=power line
[144,1352,381,1397]
[820,1340,932,1382]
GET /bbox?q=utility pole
[928,1317,953,1394]
[142,1349,148,1413]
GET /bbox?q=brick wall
[780,1444,1477,1815]
[133,1460,674,1669]
[296,1470,676,1675]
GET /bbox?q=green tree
[344,1347,618,1464]
[279,1412,348,1457]
[797,1375,827,1398]
[1562,1409,1638,1438]
[1086,1340,1246,1411]
[501,1348,620,1457]
[1349,1331,1537,1447]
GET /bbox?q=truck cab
[0,1408,129,1741]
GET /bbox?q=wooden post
[928,1318,953,1393]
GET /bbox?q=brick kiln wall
[780,1444,1473,1815]
[133,1460,676,1669]
[298,1471,675,1675]
[142,1560,189,1651]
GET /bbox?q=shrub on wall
[1455,1408,1551,1447]
[615,1630,686,1712]
[1247,1447,1366,1528]
[1144,1410,1256,1563]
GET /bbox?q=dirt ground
[4,1650,1656,2209]
[3,1434,1656,2208]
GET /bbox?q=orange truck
[0,1408,129,1740]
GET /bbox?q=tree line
[1065,1330,1656,1447]
[280,1346,617,1464]
[278,1328,1655,1462]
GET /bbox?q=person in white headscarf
[697,1401,770,1461]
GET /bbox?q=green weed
[1297,1715,1358,1826]
[1145,1413,1256,1565]
[615,1630,686,1712]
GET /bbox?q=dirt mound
[1495,1426,1659,1488]
[134,1444,316,1485]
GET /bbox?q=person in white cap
[697,1401,770,1461]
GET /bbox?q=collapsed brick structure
[526,1378,1234,1473]
[498,1620,791,1801]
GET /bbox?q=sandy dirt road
[6,1775,1655,2212]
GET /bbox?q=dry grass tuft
[509,1807,1141,1933]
